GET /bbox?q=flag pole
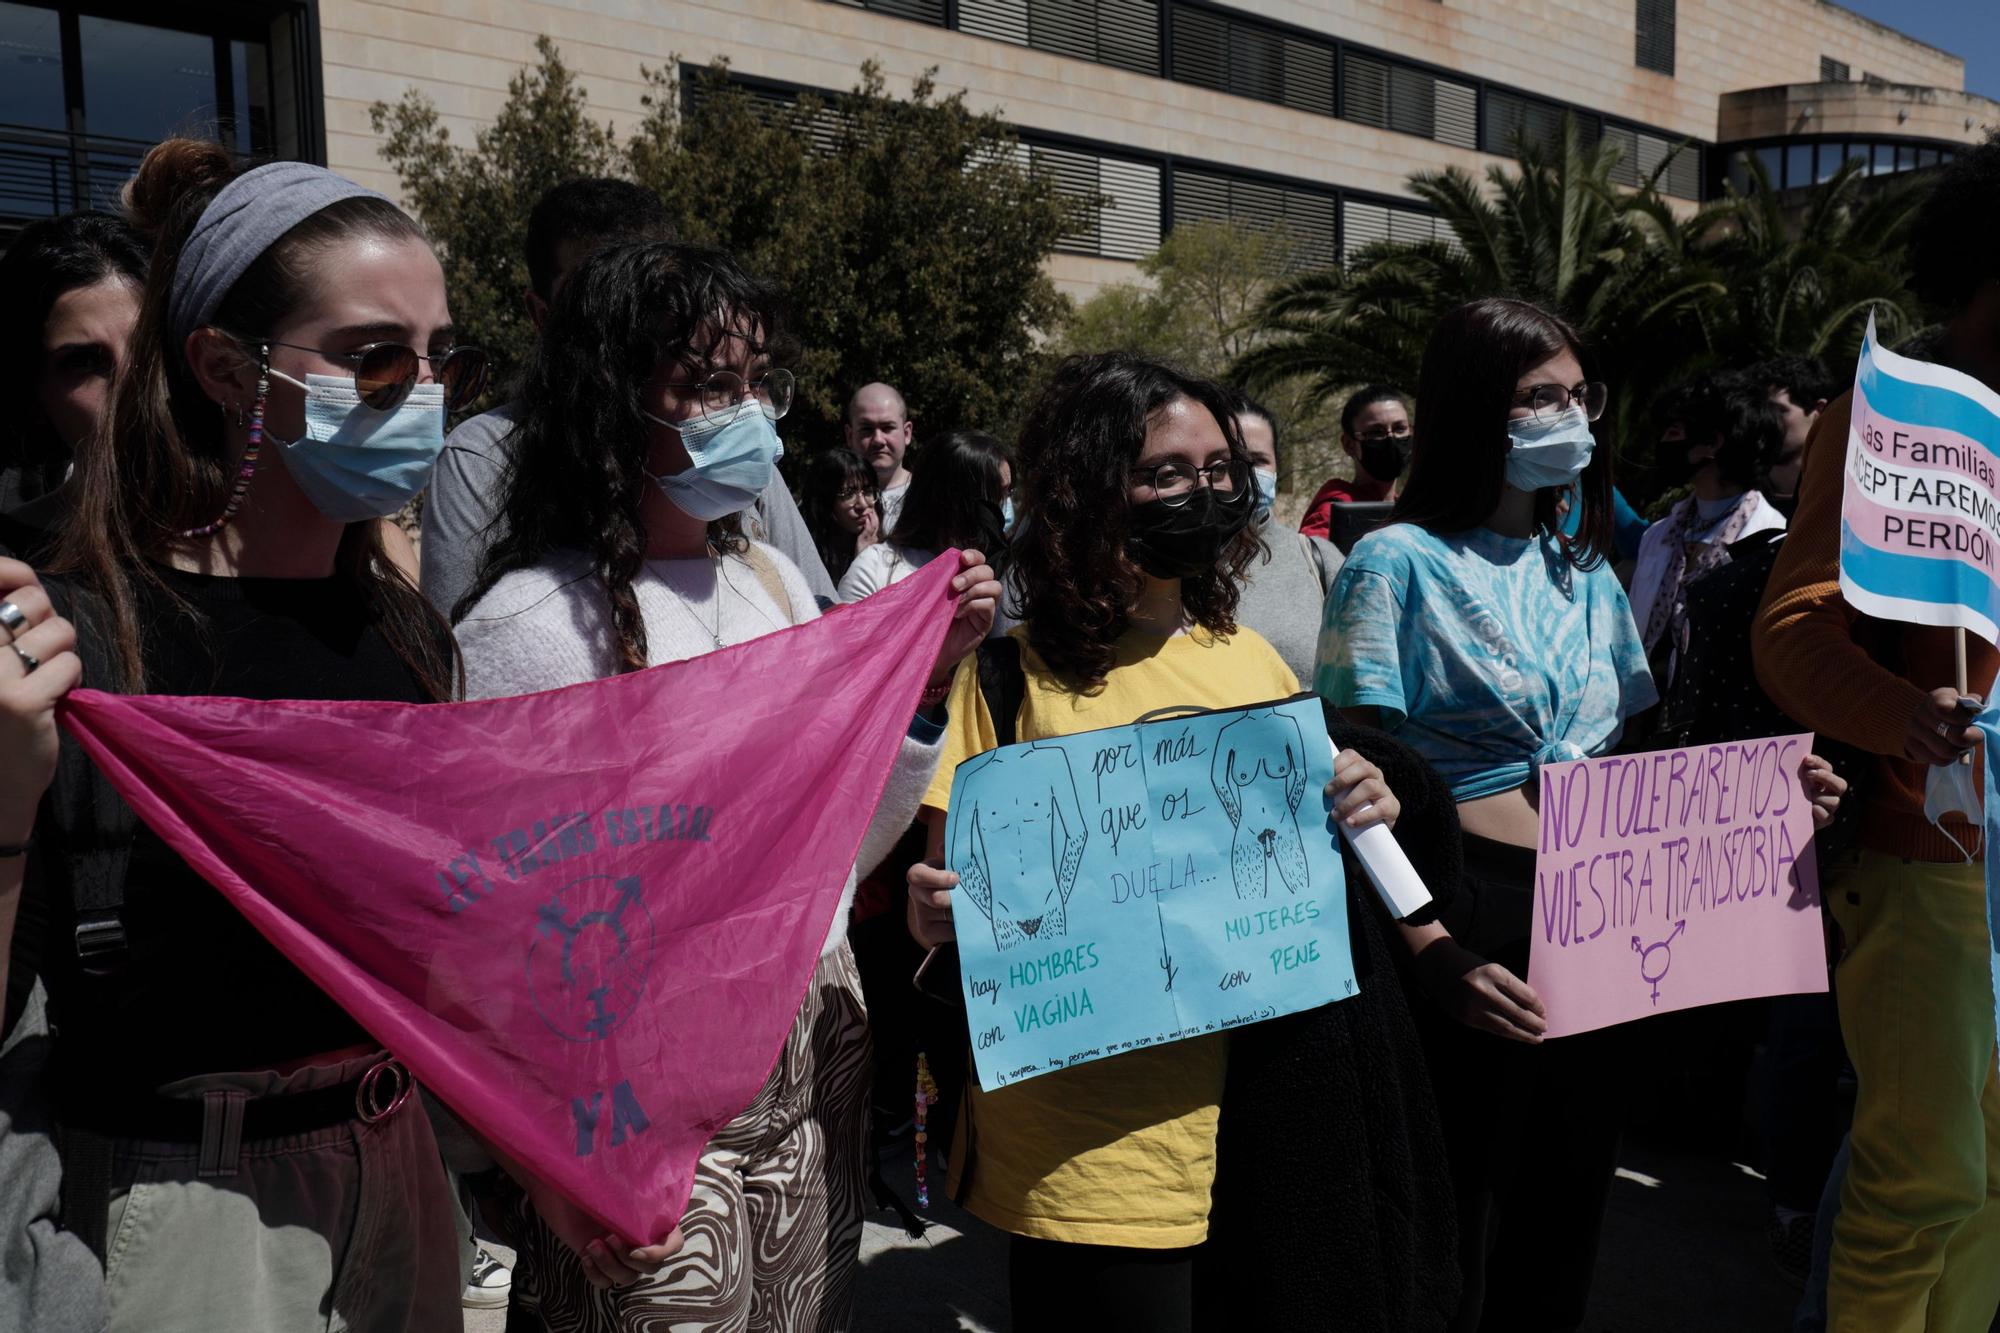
[1958,626,1974,766]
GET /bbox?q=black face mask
[1358,437,1410,483]
[1125,485,1253,581]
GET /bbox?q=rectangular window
[958,0,1029,44]
[1170,6,1332,117]
[1340,50,1475,149]
[1482,88,1567,158]
[1816,142,1846,182]
[1635,0,1675,76]
[1872,142,1894,175]
[835,0,948,24]
[1027,142,1163,260]
[1896,143,1916,172]
[1785,143,1812,189]
[956,0,1158,74]
[1757,145,1783,187]
[1340,198,1447,265]
[1170,165,1338,271]
[1819,56,1849,82]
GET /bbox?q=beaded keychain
[914,1052,940,1208]
[182,344,268,539]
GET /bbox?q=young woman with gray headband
[0,137,675,1329]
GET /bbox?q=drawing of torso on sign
[1211,709,1310,900]
[954,742,1089,951]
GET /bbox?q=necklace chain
[649,552,787,651]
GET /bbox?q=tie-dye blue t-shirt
[1313,523,1656,801]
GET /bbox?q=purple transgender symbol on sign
[1631,920,1687,1004]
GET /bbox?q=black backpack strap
[974,637,1024,749]
[40,579,136,977]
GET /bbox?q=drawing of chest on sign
[1526,733,1829,1039]
[946,695,1360,1090]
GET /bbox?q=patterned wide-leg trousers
[508,941,872,1333]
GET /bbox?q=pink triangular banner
[57,555,958,1245]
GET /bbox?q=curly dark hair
[1910,130,2000,320]
[1744,355,1838,413]
[1011,352,1261,690]
[456,241,790,672]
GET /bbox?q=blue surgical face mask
[1504,406,1596,492]
[1001,496,1016,530]
[1924,755,1984,862]
[1252,468,1278,518]
[269,370,444,522]
[644,399,784,522]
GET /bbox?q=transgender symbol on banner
[57,555,960,1249]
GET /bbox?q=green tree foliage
[1056,221,1339,495]
[371,43,1075,453]
[370,37,618,384]
[1233,117,1925,497]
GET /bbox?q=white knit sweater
[456,543,942,957]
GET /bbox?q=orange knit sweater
[1752,389,1997,862]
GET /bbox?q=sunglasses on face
[260,338,490,412]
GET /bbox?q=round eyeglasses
[1128,458,1251,508]
[660,368,797,424]
[1513,380,1609,423]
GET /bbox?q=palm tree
[1234,117,1718,467]
[1233,120,1928,490]
[1695,154,1924,370]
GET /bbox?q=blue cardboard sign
[946,695,1358,1089]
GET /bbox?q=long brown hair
[1392,296,1613,569]
[1011,353,1261,690]
[49,138,458,698]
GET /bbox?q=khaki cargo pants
[101,1051,462,1333]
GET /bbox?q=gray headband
[167,161,395,342]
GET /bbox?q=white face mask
[1504,406,1596,492]
[1924,758,1984,863]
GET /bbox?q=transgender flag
[1840,312,2000,644]
[58,555,959,1248]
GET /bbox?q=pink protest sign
[1527,734,1827,1039]
[57,555,958,1247]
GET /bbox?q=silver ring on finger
[11,644,38,674]
[0,602,26,642]
[1937,720,1952,739]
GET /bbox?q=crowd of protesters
[0,125,1995,1333]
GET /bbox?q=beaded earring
[913,1051,939,1208]
[182,341,269,539]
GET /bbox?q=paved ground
[467,1129,1803,1332]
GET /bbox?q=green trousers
[1828,851,2000,1333]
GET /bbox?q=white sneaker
[462,1245,512,1310]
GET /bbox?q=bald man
[845,382,914,529]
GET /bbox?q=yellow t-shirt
[925,623,1301,1248]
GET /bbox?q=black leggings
[1009,1235,1196,1333]
[1421,832,1623,1333]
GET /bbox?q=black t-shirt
[40,563,441,1093]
